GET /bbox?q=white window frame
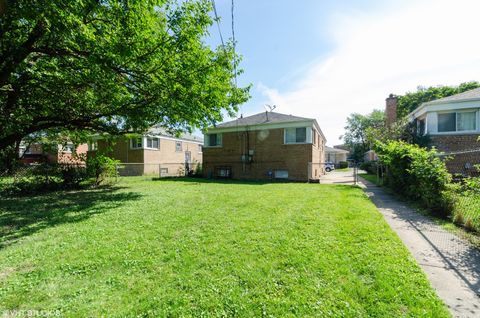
[145,137,160,150]
[88,141,98,151]
[62,144,75,153]
[437,110,478,133]
[284,127,311,144]
[175,141,183,152]
[198,144,203,153]
[205,133,222,147]
[130,137,143,149]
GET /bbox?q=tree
[341,109,384,161]
[0,0,249,155]
[397,81,480,118]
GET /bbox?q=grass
[359,173,480,248]
[0,178,449,317]
[358,173,383,186]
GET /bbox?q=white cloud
[258,0,480,145]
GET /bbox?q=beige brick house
[407,88,480,174]
[203,112,326,181]
[89,127,203,176]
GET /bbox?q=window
[274,170,289,179]
[457,111,476,131]
[285,127,307,143]
[216,167,231,178]
[175,141,182,152]
[438,113,456,132]
[146,137,159,149]
[63,144,75,153]
[88,142,98,151]
[131,138,143,149]
[206,133,222,147]
[160,168,169,177]
[198,144,203,153]
[438,111,477,132]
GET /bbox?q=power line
[211,0,225,48]
[231,0,241,116]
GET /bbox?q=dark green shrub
[360,161,378,174]
[338,161,348,169]
[376,141,453,215]
[87,155,120,185]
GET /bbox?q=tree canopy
[341,109,384,161]
[0,0,249,153]
[397,81,480,118]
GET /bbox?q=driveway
[320,169,358,185]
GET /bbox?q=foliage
[341,109,384,161]
[1,163,89,195]
[86,154,119,186]
[366,117,432,149]
[359,161,377,174]
[396,81,480,118]
[0,178,449,316]
[338,161,348,169]
[376,141,453,214]
[0,0,250,152]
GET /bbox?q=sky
[208,0,480,145]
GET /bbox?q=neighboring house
[364,150,378,162]
[325,146,349,165]
[407,88,480,174]
[202,111,326,181]
[19,142,87,165]
[89,126,203,176]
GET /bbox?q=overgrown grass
[0,178,449,317]
[452,194,480,233]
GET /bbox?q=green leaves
[0,0,250,150]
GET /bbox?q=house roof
[325,146,349,154]
[423,88,480,106]
[216,112,313,128]
[209,111,326,141]
[148,126,203,143]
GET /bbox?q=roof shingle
[216,112,313,128]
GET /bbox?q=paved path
[360,178,480,318]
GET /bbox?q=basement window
[216,166,231,178]
[274,170,289,179]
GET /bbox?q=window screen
[438,113,456,132]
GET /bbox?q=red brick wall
[431,134,480,175]
[203,128,323,181]
[385,94,397,127]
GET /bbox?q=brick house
[19,142,88,165]
[202,111,326,181]
[89,126,203,176]
[406,88,480,174]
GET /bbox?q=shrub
[87,155,120,186]
[360,161,378,174]
[375,141,453,214]
[338,161,348,169]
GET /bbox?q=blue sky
[207,0,480,145]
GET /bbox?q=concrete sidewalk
[360,178,480,318]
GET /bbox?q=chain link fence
[116,163,202,178]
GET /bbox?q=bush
[360,161,377,174]
[338,161,348,169]
[376,141,453,215]
[86,155,119,186]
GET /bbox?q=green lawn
[0,178,449,317]
[359,173,383,186]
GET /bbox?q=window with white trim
[438,111,476,132]
[285,127,307,143]
[206,133,222,147]
[175,141,182,152]
[88,142,98,151]
[62,144,75,153]
[146,137,159,149]
[198,144,203,153]
[130,138,143,149]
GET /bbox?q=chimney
[385,94,397,127]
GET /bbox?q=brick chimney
[385,94,397,127]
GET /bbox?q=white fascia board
[204,120,317,134]
[408,100,480,120]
